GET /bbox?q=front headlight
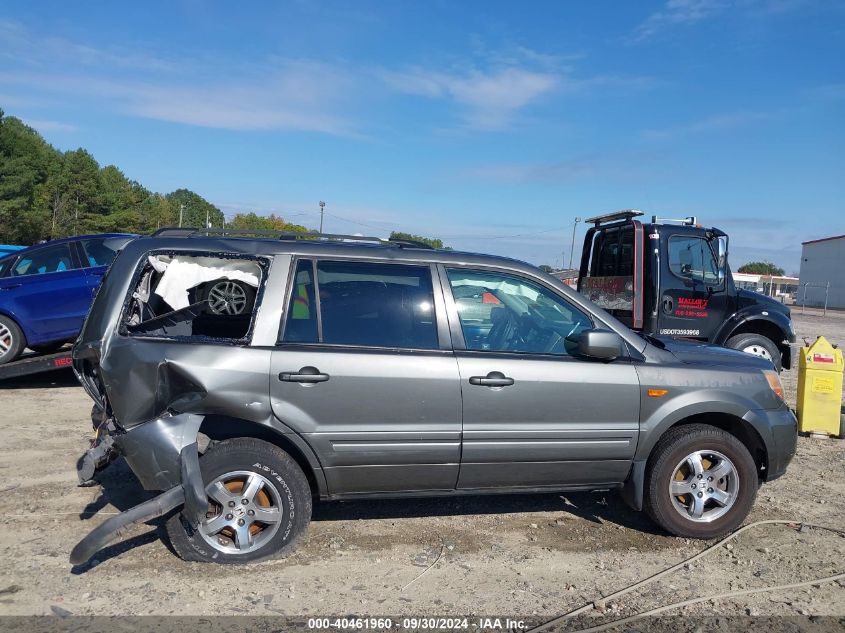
[763,370,785,401]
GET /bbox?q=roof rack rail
[585,209,644,226]
[387,238,435,249]
[149,227,434,249]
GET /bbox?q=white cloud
[21,118,77,133]
[631,0,818,41]
[0,20,360,135]
[0,19,177,72]
[0,20,650,136]
[633,0,728,40]
[641,111,773,140]
[381,66,558,130]
[456,150,666,186]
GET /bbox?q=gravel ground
[0,311,843,628]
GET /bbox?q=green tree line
[0,109,310,245]
[737,261,785,276]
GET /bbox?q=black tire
[165,438,312,564]
[726,333,782,371]
[644,424,758,539]
[0,315,26,365]
[30,341,67,355]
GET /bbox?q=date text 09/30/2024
[306,617,527,631]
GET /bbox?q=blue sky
[2,0,843,273]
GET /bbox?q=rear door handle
[0,284,21,290]
[279,366,330,383]
[469,371,514,387]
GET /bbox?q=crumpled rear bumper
[71,412,208,565]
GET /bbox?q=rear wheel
[165,438,312,563]
[0,316,25,365]
[645,424,758,539]
[726,333,782,371]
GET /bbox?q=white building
[732,272,798,302]
[798,234,845,309]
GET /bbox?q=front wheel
[0,316,25,365]
[726,333,782,371]
[644,424,758,539]
[165,438,312,564]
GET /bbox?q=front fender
[635,389,768,462]
[715,308,794,369]
[715,308,793,346]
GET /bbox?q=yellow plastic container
[796,336,844,437]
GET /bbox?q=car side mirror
[576,329,625,361]
[716,235,728,284]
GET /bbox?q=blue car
[0,234,136,364]
[0,244,25,257]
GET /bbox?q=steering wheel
[486,307,523,350]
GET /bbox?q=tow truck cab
[577,210,794,370]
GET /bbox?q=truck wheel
[165,438,312,564]
[644,424,758,539]
[0,316,25,365]
[726,333,781,371]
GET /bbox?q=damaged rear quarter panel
[100,245,277,427]
[102,337,274,426]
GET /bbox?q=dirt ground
[0,310,843,628]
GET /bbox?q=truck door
[656,233,728,340]
[578,222,644,330]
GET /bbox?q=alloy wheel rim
[0,324,12,356]
[669,450,738,523]
[197,470,283,554]
[207,281,248,315]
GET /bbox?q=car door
[4,242,90,342]
[441,266,641,490]
[269,258,462,496]
[657,234,728,340]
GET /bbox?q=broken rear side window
[123,253,264,342]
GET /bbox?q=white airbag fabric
[153,256,260,310]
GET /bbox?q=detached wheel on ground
[0,315,25,365]
[726,333,782,371]
[165,437,312,564]
[644,424,758,539]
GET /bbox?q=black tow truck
[577,210,795,370]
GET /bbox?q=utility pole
[205,207,210,228]
[319,201,326,234]
[568,217,581,269]
[179,203,184,228]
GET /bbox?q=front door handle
[279,366,330,383]
[469,371,514,387]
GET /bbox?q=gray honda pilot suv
[70,230,797,565]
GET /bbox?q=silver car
[70,230,797,565]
